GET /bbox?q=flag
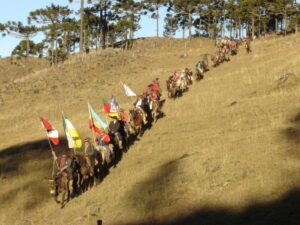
[40,117,59,145]
[110,95,119,113]
[108,112,121,120]
[122,82,136,97]
[102,98,111,114]
[88,103,108,134]
[62,115,82,149]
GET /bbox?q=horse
[211,53,220,67]
[245,41,251,53]
[196,70,204,80]
[108,120,125,151]
[200,54,209,72]
[73,154,94,192]
[48,171,70,208]
[149,99,161,123]
[129,108,145,136]
[184,69,193,85]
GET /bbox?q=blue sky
[0,0,167,57]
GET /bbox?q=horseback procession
[165,36,249,100]
[42,35,251,208]
[42,78,164,208]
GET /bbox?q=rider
[96,130,112,159]
[195,61,204,78]
[83,137,95,176]
[171,71,180,82]
[52,151,73,180]
[108,118,125,150]
[134,94,148,124]
[151,78,161,100]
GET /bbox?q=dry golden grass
[1,36,300,225]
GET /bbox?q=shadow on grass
[0,138,70,177]
[118,151,300,225]
[125,157,181,214]
[282,112,300,158]
[120,187,300,225]
[0,139,69,211]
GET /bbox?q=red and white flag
[40,117,59,145]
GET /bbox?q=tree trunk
[84,26,88,52]
[130,13,134,48]
[230,17,233,38]
[295,0,298,34]
[235,18,239,38]
[239,17,241,38]
[251,15,255,39]
[199,15,201,37]
[275,15,278,34]
[55,39,58,65]
[284,7,287,37]
[51,39,54,67]
[25,35,29,74]
[156,4,159,38]
[80,0,84,53]
[188,11,192,39]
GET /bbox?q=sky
[0,0,167,57]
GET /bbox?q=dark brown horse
[129,108,145,136]
[200,54,209,72]
[48,171,70,208]
[73,154,94,191]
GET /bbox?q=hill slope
[1,36,300,225]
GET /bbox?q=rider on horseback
[51,151,73,181]
[95,130,113,161]
[151,78,161,100]
[195,61,204,79]
[84,137,95,176]
[134,95,148,124]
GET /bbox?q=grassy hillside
[0,36,300,225]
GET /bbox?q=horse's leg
[55,192,60,204]
[61,189,66,208]
[54,186,60,204]
[67,181,70,202]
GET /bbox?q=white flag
[122,83,136,97]
[110,95,119,113]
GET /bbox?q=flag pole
[39,117,58,176]
[88,103,97,146]
[39,117,56,156]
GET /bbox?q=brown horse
[167,80,180,99]
[129,108,145,136]
[48,171,70,208]
[200,54,209,72]
[211,53,219,67]
[73,154,94,191]
[245,41,251,53]
[150,99,161,123]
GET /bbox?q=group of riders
[165,36,252,100]
[49,36,252,207]
[49,78,164,207]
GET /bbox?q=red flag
[103,103,111,114]
[40,117,59,145]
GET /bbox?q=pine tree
[29,4,73,66]
[142,0,168,37]
[5,21,37,73]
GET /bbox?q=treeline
[0,0,299,67]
